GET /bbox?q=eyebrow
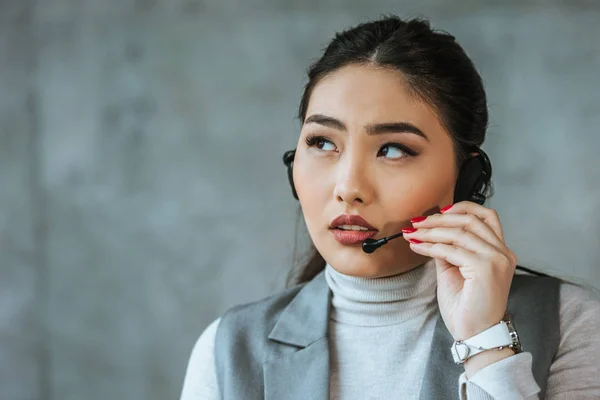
[304,113,428,141]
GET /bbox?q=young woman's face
[293,64,458,278]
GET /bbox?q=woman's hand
[402,201,518,342]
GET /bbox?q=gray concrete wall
[1,1,599,399]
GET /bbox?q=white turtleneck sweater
[180,260,600,399]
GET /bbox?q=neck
[324,258,438,327]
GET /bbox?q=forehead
[305,64,446,136]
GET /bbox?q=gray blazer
[214,269,561,399]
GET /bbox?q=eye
[378,143,417,159]
[305,134,337,152]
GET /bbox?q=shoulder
[509,272,599,317]
[558,280,600,330]
[211,282,311,380]
[216,281,308,335]
[195,317,222,354]
[180,318,222,400]
[509,272,563,307]
[559,280,600,307]
[511,271,562,288]
[187,317,222,370]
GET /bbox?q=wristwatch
[451,313,523,364]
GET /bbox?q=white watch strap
[451,321,514,364]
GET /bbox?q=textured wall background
[1,1,599,399]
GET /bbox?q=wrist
[464,347,515,379]
[451,314,522,366]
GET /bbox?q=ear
[283,149,296,166]
[282,149,298,200]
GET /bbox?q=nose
[333,154,375,206]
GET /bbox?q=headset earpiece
[282,150,298,200]
[453,148,492,205]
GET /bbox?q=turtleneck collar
[324,258,438,327]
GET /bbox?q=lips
[329,214,378,245]
[330,214,377,230]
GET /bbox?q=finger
[439,201,505,242]
[411,212,505,250]
[409,241,517,277]
[408,241,482,276]
[403,226,507,257]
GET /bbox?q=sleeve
[457,352,540,399]
[457,282,600,400]
[179,317,222,400]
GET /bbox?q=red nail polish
[402,227,417,233]
[410,216,427,223]
[409,239,422,244]
[440,204,454,213]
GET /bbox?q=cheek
[293,156,330,226]
[379,166,455,218]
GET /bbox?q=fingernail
[409,239,422,244]
[440,204,454,213]
[402,227,417,233]
[410,216,427,223]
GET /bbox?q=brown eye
[305,135,336,151]
[377,143,418,159]
[378,144,404,159]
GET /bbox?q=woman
[181,15,600,399]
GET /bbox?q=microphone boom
[362,232,404,253]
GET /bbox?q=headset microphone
[362,232,404,253]
[361,205,442,253]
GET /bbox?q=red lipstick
[329,214,378,246]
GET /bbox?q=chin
[324,248,387,278]
[321,240,428,278]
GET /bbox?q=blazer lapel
[263,270,332,400]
